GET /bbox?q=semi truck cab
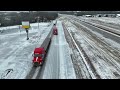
[53,26,58,35]
[32,47,45,66]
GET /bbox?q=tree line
[0,11,58,27]
[0,11,120,27]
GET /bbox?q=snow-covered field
[0,22,52,79]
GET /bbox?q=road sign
[22,21,30,29]
[22,21,30,40]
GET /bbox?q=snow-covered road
[61,16,120,79]
[42,21,76,79]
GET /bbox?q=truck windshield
[34,54,42,57]
[33,53,44,58]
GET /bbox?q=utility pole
[19,25,21,36]
[38,17,39,29]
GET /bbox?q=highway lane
[41,21,76,79]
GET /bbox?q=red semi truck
[32,25,53,67]
[32,22,58,67]
[32,47,45,66]
[53,24,58,35]
[32,37,51,67]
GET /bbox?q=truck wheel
[33,62,39,67]
[40,61,43,66]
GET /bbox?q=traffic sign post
[22,21,30,40]
[26,28,29,40]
